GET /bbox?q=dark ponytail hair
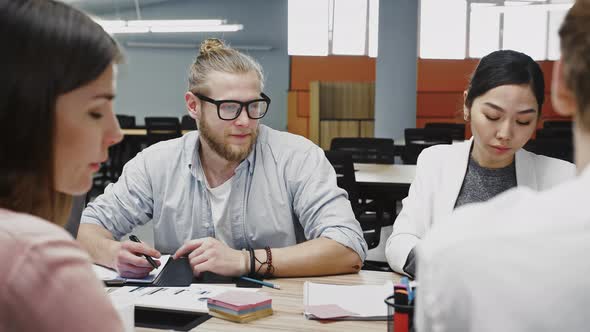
[0,0,123,224]
[465,50,545,113]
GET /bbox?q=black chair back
[330,137,395,164]
[543,120,572,129]
[324,150,384,250]
[181,115,198,131]
[424,122,465,141]
[64,194,87,238]
[402,128,453,164]
[324,150,360,208]
[145,117,182,147]
[534,128,573,162]
[116,114,136,129]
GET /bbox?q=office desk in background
[122,129,194,136]
[136,270,400,332]
[354,163,416,188]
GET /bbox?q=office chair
[535,128,573,162]
[324,150,389,250]
[181,115,198,131]
[424,122,465,141]
[402,128,453,165]
[116,114,136,129]
[330,137,395,164]
[64,194,87,238]
[145,116,182,147]
[543,120,572,129]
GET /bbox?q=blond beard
[198,117,258,162]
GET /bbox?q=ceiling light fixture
[94,19,243,34]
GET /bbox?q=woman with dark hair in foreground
[0,0,124,330]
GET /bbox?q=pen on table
[129,235,159,269]
[239,276,281,290]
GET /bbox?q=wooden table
[136,270,400,331]
[354,164,416,187]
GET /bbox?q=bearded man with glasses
[78,39,367,280]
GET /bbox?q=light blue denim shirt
[81,125,367,260]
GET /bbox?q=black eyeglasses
[193,92,271,121]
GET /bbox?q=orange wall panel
[417,59,479,92]
[417,92,464,117]
[290,56,376,91]
[288,57,566,139]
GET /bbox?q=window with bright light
[288,0,379,57]
[368,0,379,57]
[547,10,567,60]
[502,2,546,60]
[288,0,329,56]
[419,0,467,59]
[419,0,574,60]
[469,3,500,58]
[332,0,367,55]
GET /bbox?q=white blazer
[385,139,575,275]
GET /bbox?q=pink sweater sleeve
[3,237,124,332]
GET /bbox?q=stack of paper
[303,281,393,320]
[207,291,273,323]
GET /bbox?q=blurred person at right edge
[416,1,590,331]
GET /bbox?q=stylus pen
[129,234,159,269]
[239,276,281,290]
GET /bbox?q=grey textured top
[454,155,517,209]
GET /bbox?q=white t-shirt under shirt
[204,173,234,246]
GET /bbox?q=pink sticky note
[304,304,359,320]
[208,291,272,311]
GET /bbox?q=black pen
[129,235,159,269]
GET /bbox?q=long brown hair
[0,0,122,225]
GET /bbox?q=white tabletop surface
[354,163,416,185]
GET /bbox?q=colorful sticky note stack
[207,291,273,323]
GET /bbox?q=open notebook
[92,255,171,285]
[303,281,393,320]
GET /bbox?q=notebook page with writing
[108,284,259,313]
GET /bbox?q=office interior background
[66,0,573,142]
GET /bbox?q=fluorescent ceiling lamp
[127,20,225,27]
[148,25,242,33]
[471,3,573,14]
[94,19,243,34]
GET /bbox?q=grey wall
[374,0,418,140]
[92,0,289,129]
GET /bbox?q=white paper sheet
[303,281,393,320]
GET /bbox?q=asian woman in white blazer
[385,50,575,277]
